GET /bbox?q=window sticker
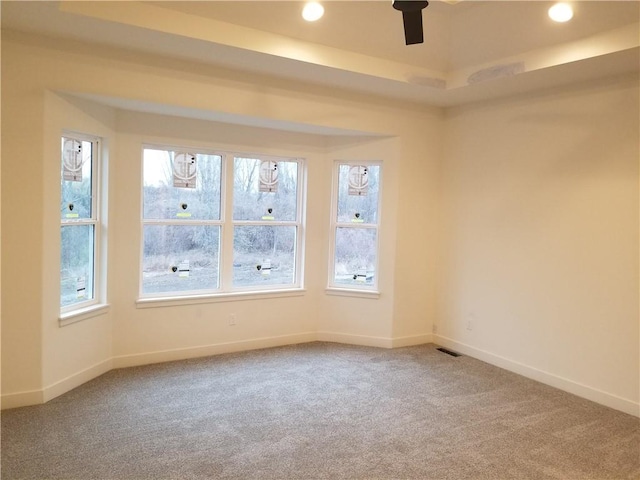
[348,165,369,196]
[354,268,367,283]
[173,153,197,189]
[76,276,86,299]
[261,207,275,220]
[62,138,83,182]
[178,260,190,278]
[66,203,79,219]
[261,259,272,276]
[176,202,192,218]
[259,161,278,193]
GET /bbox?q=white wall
[2,29,636,416]
[318,136,399,345]
[41,93,116,400]
[1,37,46,406]
[110,112,327,365]
[0,27,3,407]
[1,31,438,407]
[438,74,639,415]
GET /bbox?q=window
[60,134,102,311]
[141,148,222,296]
[141,147,304,298]
[328,162,382,291]
[232,157,301,289]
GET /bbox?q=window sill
[325,288,380,299]
[59,303,110,327]
[136,288,306,309]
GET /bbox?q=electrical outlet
[466,312,475,331]
[229,313,237,326]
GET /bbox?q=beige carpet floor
[2,342,639,479]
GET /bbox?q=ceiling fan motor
[392,1,429,45]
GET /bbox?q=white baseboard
[112,332,317,369]
[1,389,44,410]
[433,334,640,418]
[114,332,431,369]
[9,332,634,417]
[316,331,394,348]
[1,359,114,410]
[43,359,113,403]
[392,333,433,348]
[0,332,432,410]
[13,332,635,417]
[316,332,432,349]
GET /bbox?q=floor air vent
[437,347,461,357]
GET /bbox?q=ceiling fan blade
[402,10,424,45]
[392,1,429,45]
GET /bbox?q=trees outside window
[141,148,304,297]
[329,162,381,290]
[60,134,101,311]
[142,149,222,295]
[232,157,301,289]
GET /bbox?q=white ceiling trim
[4,1,639,107]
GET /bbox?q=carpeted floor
[2,342,639,479]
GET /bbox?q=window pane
[233,157,298,221]
[142,225,220,295]
[143,149,222,221]
[233,226,296,287]
[61,138,93,220]
[333,227,377,287]
[337,164,380,224]
[61,225,95,307]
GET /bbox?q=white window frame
[327,160,382,296]
[139,146,306,302]
[227,153,305,293]
[140,145,225,298]
[60,132,103,316]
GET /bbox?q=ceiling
[2,1,639,106]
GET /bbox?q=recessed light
[548,3,573,23]
[302,2,324,22]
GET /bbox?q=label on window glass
[76,276,86,298]
[62,138,84,183]
[261,259,271,276]
[178,260,190,278]
[259,161,279,193]
[261,207,275,221]
[348,165,369,196]
[173,153,197,189]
